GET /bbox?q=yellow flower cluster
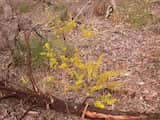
[36,5,122,108]
[94,101,105,109]
[65,19,77,32]
[20,76,29,85]
[80,25,95,38]
[49,17,95,39]
[81,29,94,38]
[94,93,118,109]
[47,76,55,83]
[53,19,77,34]
[71,54,85,70]
[58,51,122,102]
[64,53,122,107]
[40,42,58,68]
[40,43,123,108]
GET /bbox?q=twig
[24,30,40,94]
[81,103,89,120]
[0,94,18,102]
[19,105,37,120]
[0,82,159,120]
[32,27,47,40]
[73,0,92,21]
[65,100,70,114]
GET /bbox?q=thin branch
[0,94,18,102]
[81,103,89,120]
[24,30,40,93]
[73,0,92,21]
[0,82,159,120]
[32,28,47,40]
[19,105,38,120]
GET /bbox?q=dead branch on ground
[0,81,159,120]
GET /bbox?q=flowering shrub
[34,12,122,108]
[50,17,94,39]
[40,42,58,68]
[17,5,123,108]
[40,41,123,108]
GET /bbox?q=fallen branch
[0,81,159,120]
[19,104,36,120]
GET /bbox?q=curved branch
[0,82,159,120]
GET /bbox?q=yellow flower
[81,29,94,38]
[56,35,60,39]
[58,27,65,33]
[101,94,118,106]
[57,19,63,25]
[59,63,68,69]
[60,55,68,62]
[99,71,121,82]
[86,92,90,96]
[71,51,83,67]
[90,85,103,92]
[94,101,105,109]
[40,52,46,56]
[95,55,103,69]
[63,47,67,51]
[20,76,29,84]
[67,68,74,77]
[71,56,81,64]
[65,20,76,29]
[74,48,79,53]
[47,76,54,82]
[50,58,57,63]
[44,42,50,49]
[75,80,83,86]
[75,63,85,70]
[86,61,95,81]
[74,71,84,86]
[46,52,53,58]
[49,58,58,68]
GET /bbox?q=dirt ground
[0,0,160,120]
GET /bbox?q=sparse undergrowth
[116,0,156,29]
[1,1,160,119]
[16,2,32,13]
[13,7,123,108]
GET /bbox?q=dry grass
[116,0,155,29]
[16,2,32,13]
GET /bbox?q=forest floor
[0,0,160,120]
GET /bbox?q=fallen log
[0,81,159,120]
